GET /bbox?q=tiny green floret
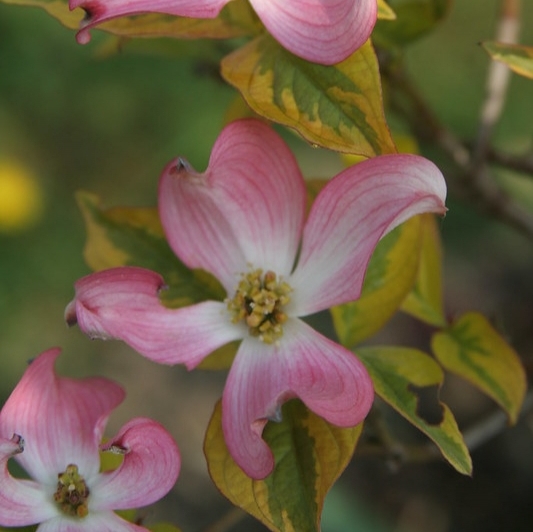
[227,268,292,344]
[54,464,90,518]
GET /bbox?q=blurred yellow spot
[0,159,44,232]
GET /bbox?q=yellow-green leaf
[148,524,183,532]
[197,340,239,370]
[401,214,446,327]
[1,0,259,39]
[99,0,259,40]
[205,400,363,532]
[76,191,225,307]
[377,0,396,20]
[357,346,472,475]
[331,216,422,347]
[115,510,137,524]
[432,312,526,424]
[221,35,396,155]
[1,0,81,29]
[0,527,36,532]
[482,41,533,80]
[99,446,124,472]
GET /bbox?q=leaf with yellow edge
[401,214,446,327]
[377,0,396,20]
[331,216,422,348]
[1,0,259,39]
[482,41,533,80]
[357,346,472,475]
[205,400,363,532]
[222,35,396,156]
[1,0,82,29]
[98,0,259,40]
[76,191,225,307]
[432,312,526,424]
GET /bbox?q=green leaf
[1,0,259,39]
[205,400,363,532]
[76,191,225,307]
[482,41,533,80]
[221,35,396,156]
[373,0,451,49]
[357,346,472,475]
[331,216,422,347]
[401,214,446,327]
[432,312,527,424]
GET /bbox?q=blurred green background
[1,1,533,531]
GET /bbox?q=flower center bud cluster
[54,464,90,518]
[227,268,292,344]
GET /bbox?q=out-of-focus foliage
[373,0,451,49]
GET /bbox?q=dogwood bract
[0,348,180,531]
[66,118,447,479]
[69,0,377,65]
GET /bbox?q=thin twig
[382,58,533,241]
[486,146,533,176]
[472,0,521,166]
[358,391,533,468]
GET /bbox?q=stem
[472,0,521,166]
[358,391,533,467]
[486,146,533,176]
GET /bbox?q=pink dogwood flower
[66,118,447,479]
[0,348,180,531]
[69,0,377,65]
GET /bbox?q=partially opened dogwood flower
[69,0,377,65]
[0,348,180,531]
[66,118,447,479]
